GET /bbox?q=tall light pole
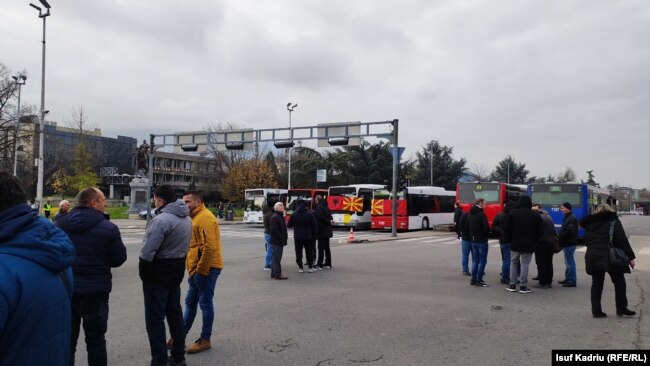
[429,142,433,185]
[30,0,50,209]
[286,102,297,190]
[12,74,27,176]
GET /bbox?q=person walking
[458,210,472,276]
[314,194,333,269]
[532,204,558,289]
[558,202,578,287]
[263,206,274,270]
[288,200,318,273]
[580,204,637,318]
[492,201,514,284]
[270,202,289,280]
[453,201,463,240]
[43,200,53,219]
[139,185,192,366]
[55,187,127,366]
[54,199,71,221]
[505,196,543,294]
[179,191,224,354]
[468,198,490,287]
[0,172,76,366]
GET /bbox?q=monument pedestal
[128,177,150,219]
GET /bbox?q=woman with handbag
[580,204,637,318]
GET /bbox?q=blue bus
[527,183,612,239]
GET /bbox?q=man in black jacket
[505,196,542,294]
[492,201,514,285]
[558,202,578,287]
[453,201,463,240]
[532,204,558,289]
[270,202,289,280]
[56,187,127,366]
[287,200,318,273]
[314,194,333,269]
[468,198,490,287]
[458,211,472,276]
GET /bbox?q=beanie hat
[561,202,572,211]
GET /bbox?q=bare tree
[556,167,577,183]
[470,163,491,181]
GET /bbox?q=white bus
[327,184,385,229]
[371,186,456,230]
[243,188,287,224]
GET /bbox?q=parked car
[139,208,157,220]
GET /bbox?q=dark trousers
[317,237,331,267]
[70,294,109,366]
[535,245,555,286]
[295,239,315,269]
[591,271,628,314]
[142,282,185,366]
[271,245,284,278]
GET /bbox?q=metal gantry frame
[146,119,400,237]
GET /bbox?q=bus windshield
[530,185,582,207]
[287,191,314,212]
[245,196,265,211]
[458,183,500,203]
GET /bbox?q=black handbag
[608,220,630,267]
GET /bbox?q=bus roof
[329,184,386,190]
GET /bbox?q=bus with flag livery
[455,182,527,231]
[527,183,612,239]
[243,188,288,224]
[285,188,328,223]
[327,184,385,229]
[371,186,456,231]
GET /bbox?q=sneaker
[298,268,304,273]
[519,286,532,294]
[324,266,331,269]
[263,267,270,271]
[475,281,488,287]
[307,268,316,273]
[558,279,568,285]
[617,309,636,317]
[462,271,471,276]
[593,312,607,318]
[506,284,517,292]
[316,266,323,271]
[167,355,187,366]
[187,338,211,354]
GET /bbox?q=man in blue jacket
[56,187,127,366]
[0,172,76,366]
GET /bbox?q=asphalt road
[72,216,649,366]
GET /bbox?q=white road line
[424,237,455,244]
[490,244,500,248]
[399,238,423,243]
[639,247,650,255]
[576,247,587,252]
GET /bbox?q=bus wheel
[421,217,429,230]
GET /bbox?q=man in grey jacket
[139,185,192,366]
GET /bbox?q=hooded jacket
[580,211,635,274]
[458,212,471,241]
[55,206,127,295]
[507,196,543,253]
[0,204,75,366]
[186,203,223,278]
[314,200,333,239]
[287,202,318,241]
[468,205,489,243]
[139,199,192,286]
[492,201,515,244]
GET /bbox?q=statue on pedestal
[135,140,150,175]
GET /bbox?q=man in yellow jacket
[181,191,223,354]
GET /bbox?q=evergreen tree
[489,155,529,184]
[411,140,466,190]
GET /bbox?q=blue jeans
[70,294,109,366]
[264,233,273,268]
[510,251,533,287]
[563,245,577,284]
[471,242,488,282]
[184,268,221,340]
[461,240,472,273]
[500,243,511,282]
[143,282,185,366]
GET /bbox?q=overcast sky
[2,1,648,188]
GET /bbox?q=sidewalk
[113,217,247,229]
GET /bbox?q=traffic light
[400,179,409,191]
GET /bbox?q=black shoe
[617,309,636,317]
[593,312,607,318]
[167,356,187,366]
[532,276,539,281]
[470,280,477,286]
[462,271,471,276]
[500,279,509,284]
[561,283,576,287]
[506,284,517,292]
[558,279,568,285]
[519,286,532,294]
[475,281,488,287]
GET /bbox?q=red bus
[371,186,456,231]
[455,182,527,230]
[285,188,328,223]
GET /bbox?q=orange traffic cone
[347,227,356,243]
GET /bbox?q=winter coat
[537,212,558,250]
[270,211,288,246]
[458,212,471,241]
[468,205,489,243]
[559,212,578,247]
[287,203,318,241]
[508,206,543,253]
[492,201,515,244]
[453,207,463,229]
[314,201,333,239]
[580,211,635,274]
[186,203,223,278]
[139,199,192,286]
[263,207,273,234]
[0,204,75,366]
[55,206,127,295]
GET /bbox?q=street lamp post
[286,102,297,190]
[12,75,27,176]
[430,142,433,185]
[30,0,51,210]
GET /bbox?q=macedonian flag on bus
[342,197,363,213]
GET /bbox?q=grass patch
[106,206,129,219]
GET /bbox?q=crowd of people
[0,171,223,366]
[454,196,637,318]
